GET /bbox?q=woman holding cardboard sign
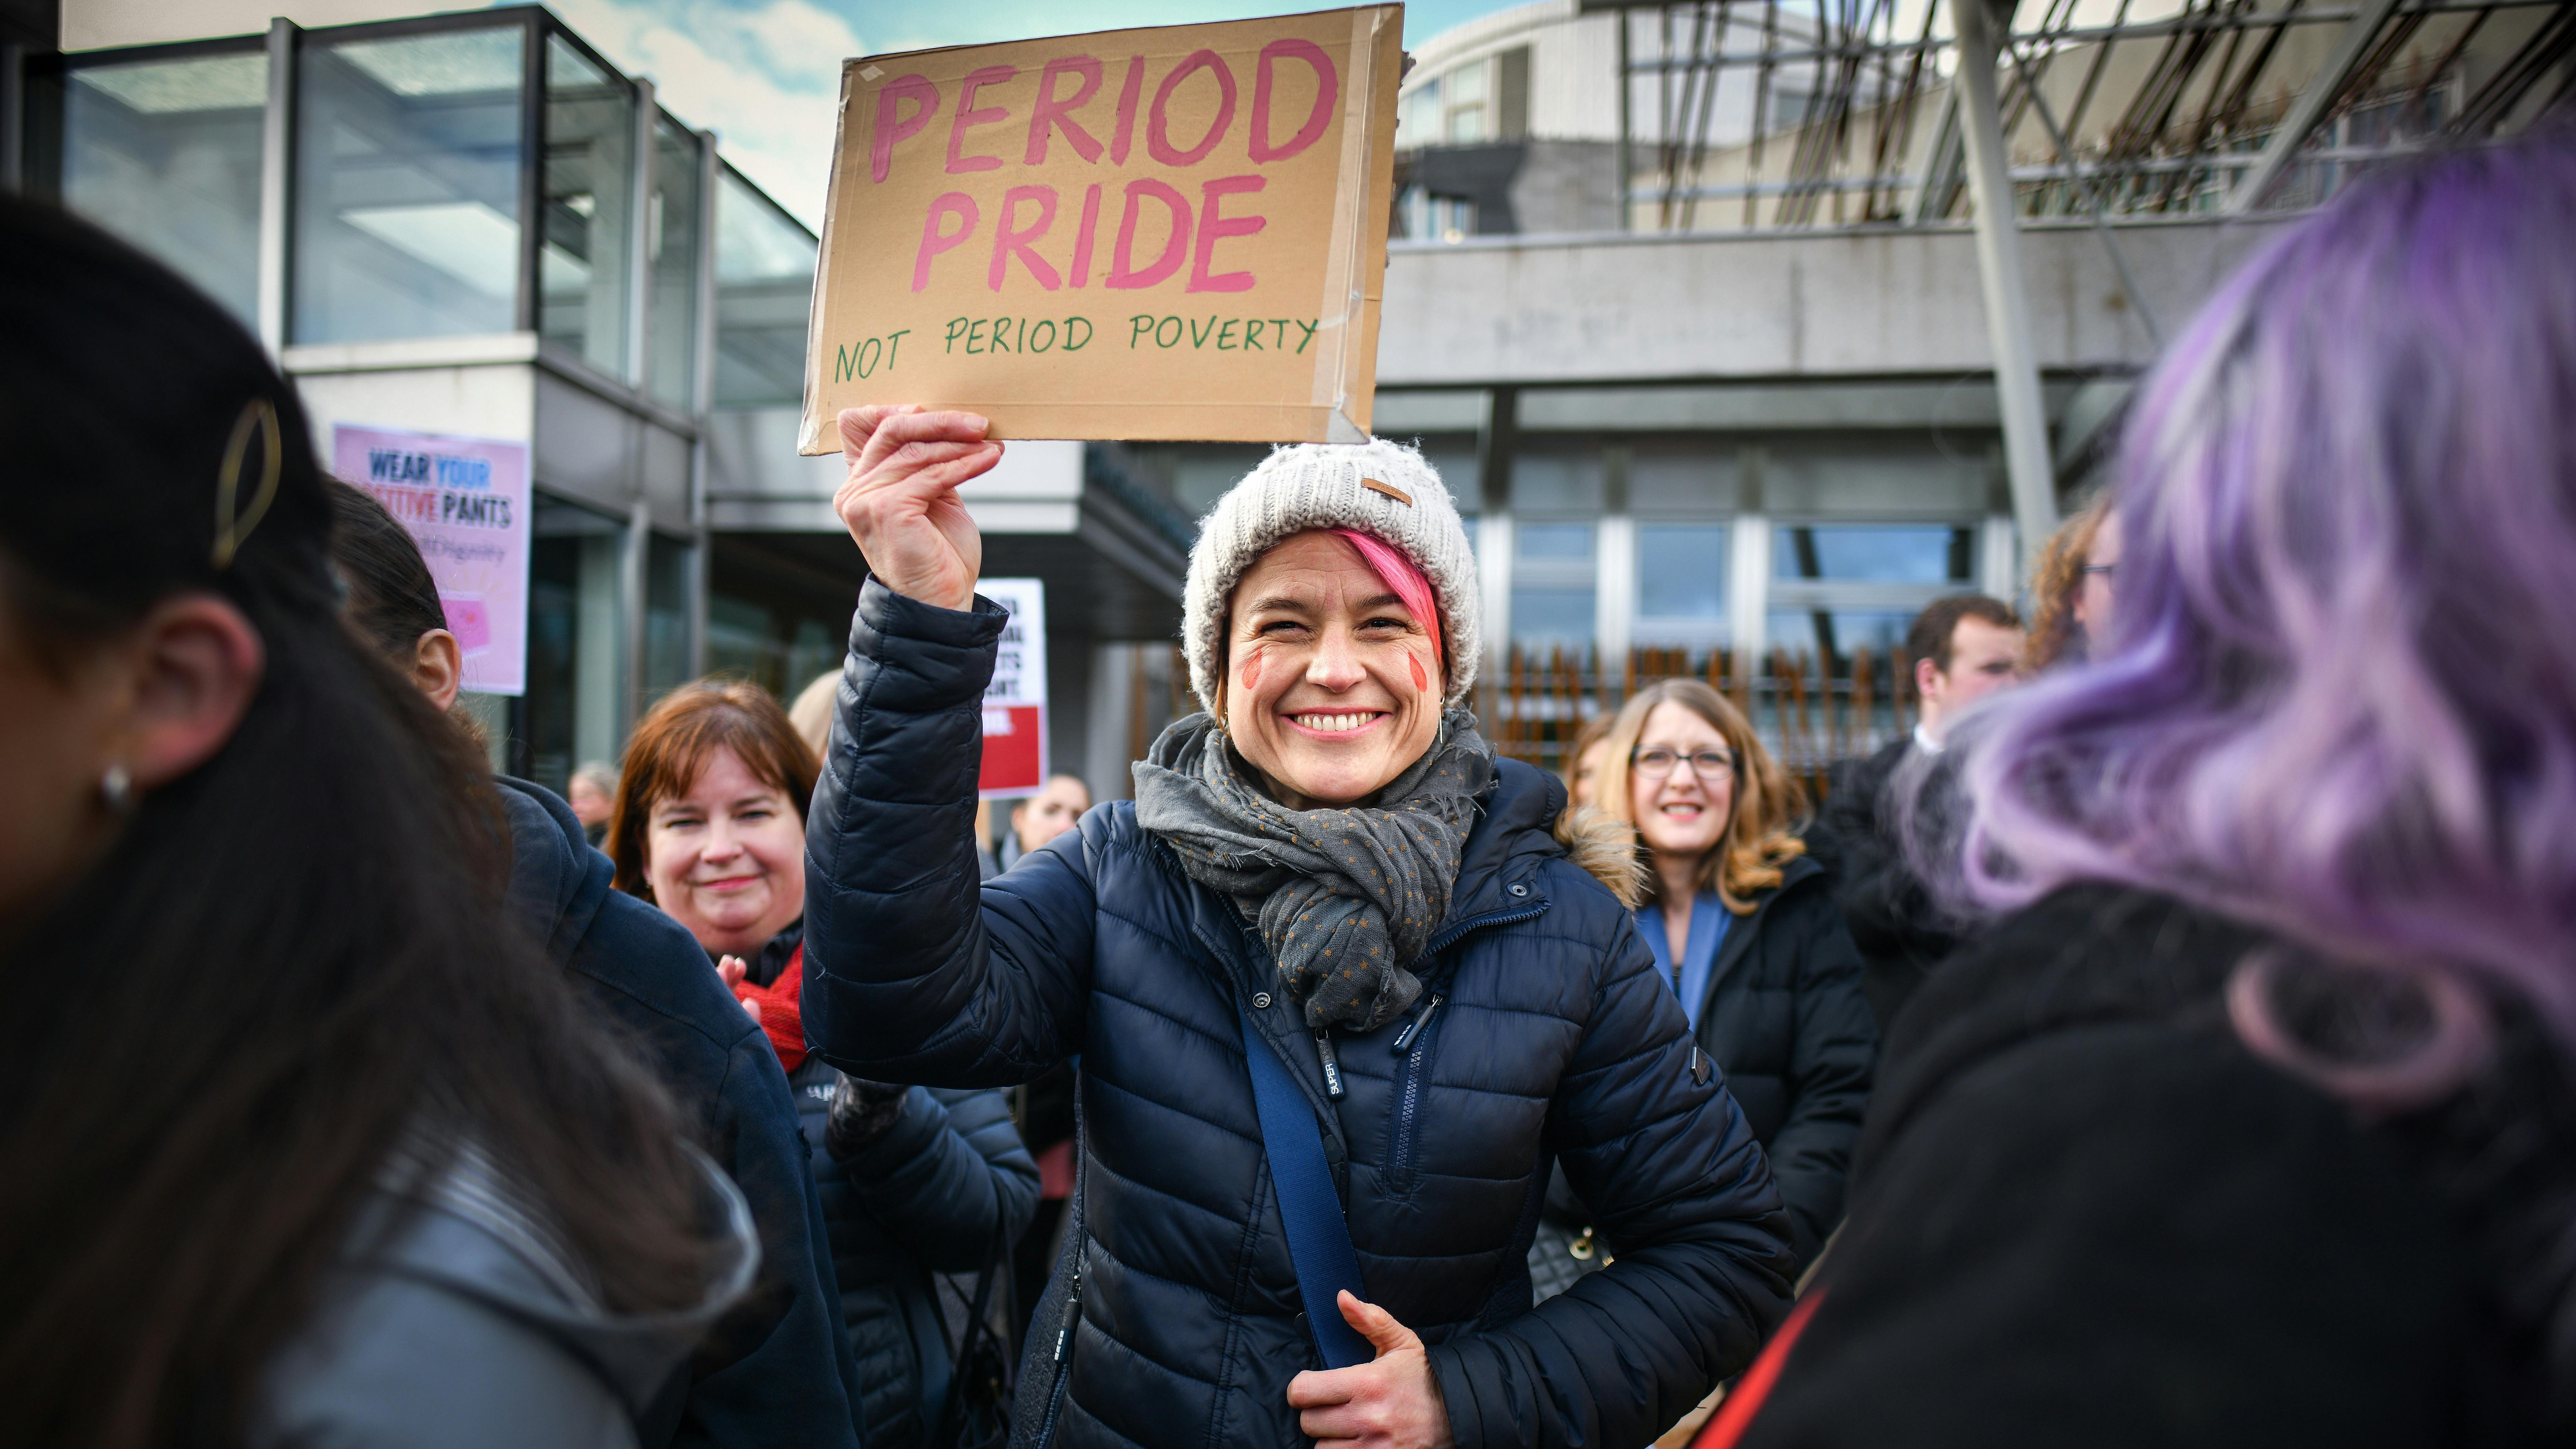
[802,406,1795,1449]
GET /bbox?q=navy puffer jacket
[784,1055,1038,1449]
[803,582,1796,1449]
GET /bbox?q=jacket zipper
[1383,900,1547,1196]
[1035,1257,1081,1445]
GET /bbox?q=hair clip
[212,397,282,569]
[1361,477,1413,506]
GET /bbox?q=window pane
[1517,521,1594,561]
[1445,104,1487,144]
[294,27,525,344]
[1446,61,1488,105]
[61,53,267,326]
[1637,523,1728,620]
[646,116,702,407]
[1399,79,1439,146]
[1512,586,1595,645]
[1772,524,1973,583]
[541,35,635,376]
[643,532,692,704]
[714,168,816,406]
[524,495,624,794]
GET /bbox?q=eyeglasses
[1630,747,1737,780]
[2081,563,2118,578]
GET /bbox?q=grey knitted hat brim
[1180,439,1481,717]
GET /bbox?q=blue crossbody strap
[1237,1010,1374,1369]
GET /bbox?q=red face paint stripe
[1691,1289,1826,1449]
[1408,653,1429,692]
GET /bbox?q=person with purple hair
[1702,131,2576,1448]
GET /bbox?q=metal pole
[1616,10,1634,230]
[2225,0,2401,213]
[1951,0,2059,570]
[256,19,297,360]
[625,78,655,387]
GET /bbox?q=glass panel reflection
[646,115,702,407]
[714,167,816,406]
[1517,522,1595,561]
[1512,586,1596,645]
[294,26,525,344]
[541,35,634,376]
[1637,523,1729,625]
[1772,523,1973,583]
[61,52,267,326]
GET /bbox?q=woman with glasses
[1596,680,1877,1271]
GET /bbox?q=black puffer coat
[1737,886,2576,1447]
[786,1057,1037,1449]
[1687,854,1878,1267]
[803,582,1796,1449]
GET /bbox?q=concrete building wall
[1377,216,2294,387]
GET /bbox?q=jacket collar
[1701,852,1827,1008]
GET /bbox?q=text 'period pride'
[802,7,1402,447]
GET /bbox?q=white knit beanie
[1181,438,1480,717]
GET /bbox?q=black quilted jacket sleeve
[834,1084,1040,1275]
[803,580,1093,1088]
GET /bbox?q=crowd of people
[0,127,2570,1449]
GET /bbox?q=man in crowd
[1815,595,2024,1031]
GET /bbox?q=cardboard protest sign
[333,424,532,696]
[976,578,1048,797]
[799,6,1403,449]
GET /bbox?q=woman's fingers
[834,404,911,464]
[853,408,990,477]
[832,407,998,610]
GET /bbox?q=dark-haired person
[1811,594,2022,1030]
[1710,136,2576,1449]
[612,680,1037,1449]
[325,482,867,1449]
[0,197,752,1446]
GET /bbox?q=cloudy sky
[519,0,1515,229]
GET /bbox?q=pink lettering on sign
[1148,49,1237,167]
[1024,56,1104,164]
[990,186,1062,291]
[947,65,1017,174]
[1189,175,1266,293]
[871,75,938,182]
[1106,180,1191,290]
[1251,40,1338,163]
[914,192,978,291]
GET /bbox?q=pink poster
[333,424,533,696]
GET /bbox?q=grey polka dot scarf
[1132,710,1497,1032]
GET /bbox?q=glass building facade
[23,6,829,796]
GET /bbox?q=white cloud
[534,0,863,228]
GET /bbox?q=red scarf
[732,942,809,1072]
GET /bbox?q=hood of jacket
[342,1142,760,1415]
[499,776,617,963]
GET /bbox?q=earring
[101,763,135,815]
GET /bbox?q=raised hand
[1283,1291,1455,1449]
[832,404,1000,612]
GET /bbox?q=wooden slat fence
[1480,643,1919,801]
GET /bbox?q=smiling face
[1220,530,1443,811]
[641,746,807,958]
[1627,700,1738,864]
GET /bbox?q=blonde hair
[1597,679,1807,913]
[2024,491,2111,672]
